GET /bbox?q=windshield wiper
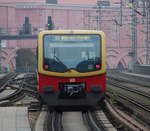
[53,48,69,71]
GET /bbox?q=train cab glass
[43,34,101,73]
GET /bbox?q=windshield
[43,34,101,73]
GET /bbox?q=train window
[43,34,101,72]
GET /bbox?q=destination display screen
[53,35,91,41]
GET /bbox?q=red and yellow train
[37,30,106,106]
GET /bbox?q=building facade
[0,0,147,71]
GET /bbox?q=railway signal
[23,17,32,34]
[47,16,53,30]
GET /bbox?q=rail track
[45,111,62,131]
[46,110,104,131]
[34,106,116,131]
[0,73,17,92]
[1,72,149,131]
[0,73,39,106]
[35,107,113,131]
[34,101,150,131]
[105,101,149,131]
[107,90,150,127]
[82,111,106,131]
[107,78,150,113]
[108,83,150,113]
[108,77,150,97]
[107,71,150,88]
[107,72,150,128]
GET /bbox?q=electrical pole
[0,40,2,73]
[119,0,123,26]
[146,0,150,64]
[96,1,102,30]
[131,0,138,71]
[98,3,102,30]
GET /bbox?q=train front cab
[38,30,106,106]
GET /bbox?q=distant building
[0,0,147,71]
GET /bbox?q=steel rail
[45,111,63,131]
[117,92,150,112]
[36,109,112,131]
[9,75,37,89]
[9,77,33,83]
[0,74,26,105]
[105,101,149,131]
[107,78,150,99]
[7,85,39,101]
[82,111,103,131]
[8,85,38,95]
[107,73,150,88]
[90,111,106,131]
[0,73,17,92]
[0,73,39,106]
[108,89,150,113]
[7,73,38,99]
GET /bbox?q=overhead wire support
[131,0,138,69]
[132,0,146,17]
[119,0,123,26]
[113,0,123,26]
[98,4,102,30]
[142,0,146,17]
[146,0,150,64]
[0,40,1,72]
[95,1,102,30]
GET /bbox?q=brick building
[0,0,147,71]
